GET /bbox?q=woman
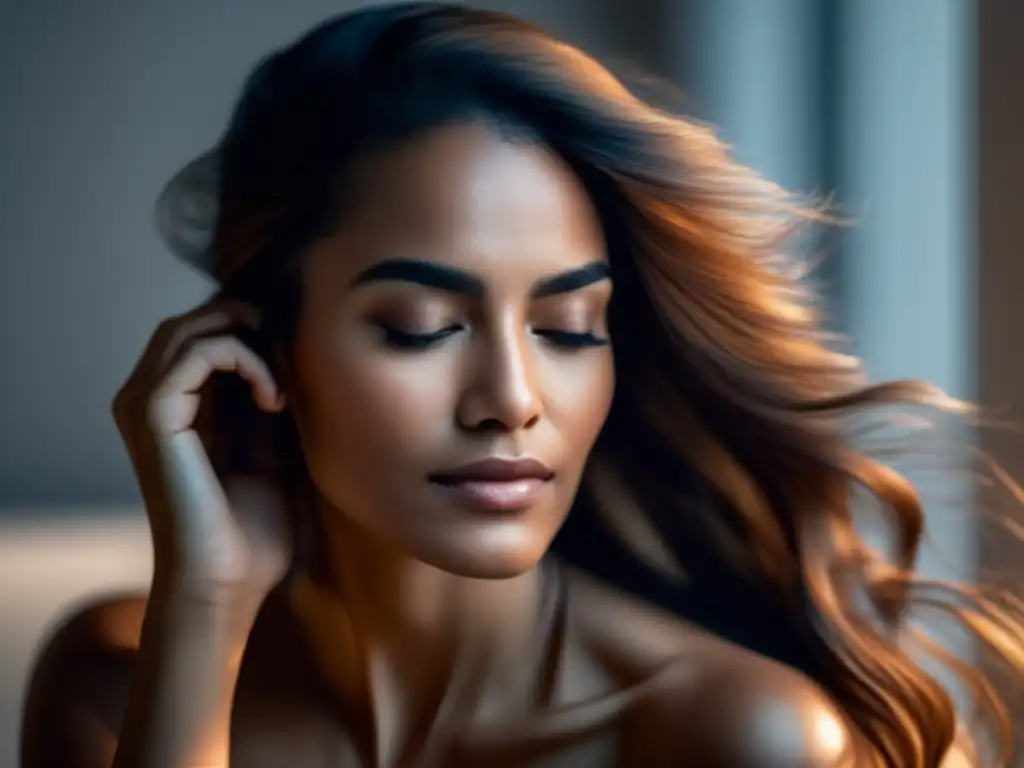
[19,3,1020,766]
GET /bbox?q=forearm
[111,579,259,768]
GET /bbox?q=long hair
[158,3,1024,765]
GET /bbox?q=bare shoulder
[20,592,147,768]
[632,653,855,767]
[564,568,855,767]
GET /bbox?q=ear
[583,455,687,583]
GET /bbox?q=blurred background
[1,0,1022,764]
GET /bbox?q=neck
[290,502,555,763]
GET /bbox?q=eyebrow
[349,258,611,298]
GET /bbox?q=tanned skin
[21,122,855,768]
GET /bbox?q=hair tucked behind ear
[175,4,1024,765]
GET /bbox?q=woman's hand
[112,297,293,607]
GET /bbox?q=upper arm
[19,595,146,768]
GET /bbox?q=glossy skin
[21,123,855,767]
[291,123,615,581]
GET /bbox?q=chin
[450,556,542,581]
[418,531,552,580]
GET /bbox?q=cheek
[291,338,457,479]
[539,350,614,461]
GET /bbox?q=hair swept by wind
[182,3,1024,765]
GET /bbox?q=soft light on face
[289,120,614,578]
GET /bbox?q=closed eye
[534,330,609,349]
[378,325,461,350]
[376,325,609,352]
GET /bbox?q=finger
[154,308,253,372]
[150,337,284,432]
[129,299,262,384]
[148,342,284,438]
[116,309,242,437]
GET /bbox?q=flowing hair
[157,3,1024,765]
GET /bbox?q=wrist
[149,567,268,630]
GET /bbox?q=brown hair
[160,4,1024,764]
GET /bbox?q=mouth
[427,457,554,512]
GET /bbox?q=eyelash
[379,325,609,351]
[380,326,460,350]
[535,330,609,349]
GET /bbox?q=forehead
[306,121,606,284]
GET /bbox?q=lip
[428,457,554,511]
[430,457,554,482]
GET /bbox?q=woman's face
[290,120,614,578]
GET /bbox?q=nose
[456,318,543,433]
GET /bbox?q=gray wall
[977,0,1024,736]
